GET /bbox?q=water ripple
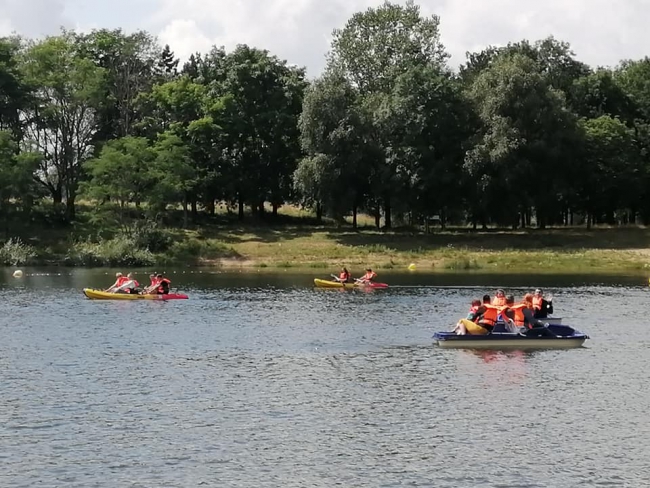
[0,272,648,486]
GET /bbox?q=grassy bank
[3,207,650,273]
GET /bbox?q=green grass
[2,202,650,272]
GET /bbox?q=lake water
[1,268,649,487]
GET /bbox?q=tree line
[2,0,650,232]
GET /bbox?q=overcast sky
[1,0,648,76]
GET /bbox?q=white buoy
[13,269,23,278]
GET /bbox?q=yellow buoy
[408,263,416,271]
[13,269,23,278]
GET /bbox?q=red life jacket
[157,278,171,294]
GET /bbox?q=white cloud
[2,0,650,76]
[0,0,69,37]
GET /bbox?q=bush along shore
[3,214,650,273]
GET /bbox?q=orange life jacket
[479,304,499,327]
[532,296,543,310]
[363,271,377,281]
[339,272,349,282]
[116,276,129,287]
[504,303,527,326]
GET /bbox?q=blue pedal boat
[433,324,589,350]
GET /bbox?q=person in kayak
[116,273,140,294]
[357,268,377,284]
[532,288,554,319]
[105,272,128,293]
[333,267,351,283]
[142,273,159,294]
[155,274,171,295]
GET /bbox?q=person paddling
[155,274,171,295]
[332,267,350,283]
[105,272,128,293]
[356,268,377,284]
[115,272,140,294]
[142,272,159,294]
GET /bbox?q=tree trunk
[272,202,279,217]
[352,204,358,230]
[374,206,381,229]
[52,186,63,206]
[316,202,322,223]
[65,194,76,221]
[238,193,244,221]
[206,199,215,215]
[183,193,189,228]
[384,195,392,229]
[191,198,198,218]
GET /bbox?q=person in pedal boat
[105,272,129,293]
[357,268,377,284]
[333,267,350,283]
[454,298,499,335]
[532,288,553,319]
[492,289,507,306]
[502,294,557,337]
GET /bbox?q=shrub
[65,236,155,267]
[0,238,37,266]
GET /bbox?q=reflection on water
[1,269,648,486]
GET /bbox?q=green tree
[295,70,370,225]
[330,0,448,94]
[218,45,307,220]
[152,131,196,227]
[81,136,156,224]
[20,31,105,220]
[375,66,472,228]
[0,130,41,228]
[0,37,31,139]
[578,116,642,227]
[569,69,637,122]
[77,29,161,139]
[465,53,579,228]
[328,0,450,227]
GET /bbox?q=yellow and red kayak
[313,279,388,289]
[83,288,188,300]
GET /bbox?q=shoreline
[4,225,650,273]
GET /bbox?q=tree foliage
[2,3,650,233]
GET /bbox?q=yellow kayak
[83,288,189,300]
[313,279,388,289]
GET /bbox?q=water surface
[1,269,648,487]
